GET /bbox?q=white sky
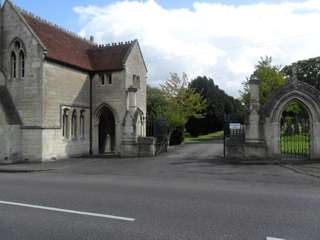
[74,0,320,97]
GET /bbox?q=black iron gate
[280,118,310,161]
[147,117,169,155]
[223,114,245,159]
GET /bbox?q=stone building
[0,0,154,163]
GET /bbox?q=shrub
[169,128,185,145]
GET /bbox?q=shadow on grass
[184,131,224,143]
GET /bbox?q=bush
[169,128,185,145]
[185,117,201,137]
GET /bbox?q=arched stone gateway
[279,100,311,160]
[261,81,320,160]
[226,80,320,162]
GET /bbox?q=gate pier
[225,77,320,162]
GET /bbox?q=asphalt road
[0,140,320,240]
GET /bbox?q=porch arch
[94,103,119,123]
[94,103,119,154]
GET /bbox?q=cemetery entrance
[280,100,310,161]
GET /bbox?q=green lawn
[184,131,224,143]
[280,134,310,154]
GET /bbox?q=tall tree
[281,56,320,89]
[186,76,243,137]
[147,73,207,144]
[240,56,287,108]
[159,73,207,129]
[147,85,168,119]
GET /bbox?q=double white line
[0,200,135,222]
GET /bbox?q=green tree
[146,85,171,137]
[239,77,251,108]
[186,76,244,137]
[160,73,207,129]
[241,56,287,108]
[284,100,307,118]
[146,73,207,144]
[147,85,167,119]
[281,56,320,89]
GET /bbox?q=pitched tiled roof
[88,44,133,71]
[21,12,134,72]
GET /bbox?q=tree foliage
[186,76,244,137]
[279,57,320,116]
[147,85,167,119]
[159,73,207,129]
[284,100,308,118]
[147,73,207,144]
[281,56,320,89]
[240,56,287,108]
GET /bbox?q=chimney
[90,36,94,44]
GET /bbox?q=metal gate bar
[280,118,310,161]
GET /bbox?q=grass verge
[184,131,224,143]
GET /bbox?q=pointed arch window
[101,74,105,86]
[19,51,25,79]
[9,39,26,80]
[80,110,85,139]
[10,52,17,79]
[71,110,77,140]
[63,109,70,139]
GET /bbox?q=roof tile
[21,12,133,72]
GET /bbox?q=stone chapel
[0,0,154,163]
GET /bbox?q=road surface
[0,140,319,240]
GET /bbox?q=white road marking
[0,200,135,222]
[267,237,286,240]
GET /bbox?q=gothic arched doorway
[280,100,311,161]
[98,106,115,154]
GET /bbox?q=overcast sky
[11,0,320,97]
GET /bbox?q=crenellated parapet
[90,40,136,49]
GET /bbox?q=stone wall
[0,70,5,86]
[1,2,44,127]
[1,2,44,161]
[92,71,126,155]
[41,61,90,161]
[0,102,21,164]
[120,42,149,156]
[125,42,147,119]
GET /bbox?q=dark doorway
[98,106,115,154]
[280,100,310,161]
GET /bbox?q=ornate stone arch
[93,103,118,154]
[261,81,320,158]
[94,103,119,124]
[262,81,320,122]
